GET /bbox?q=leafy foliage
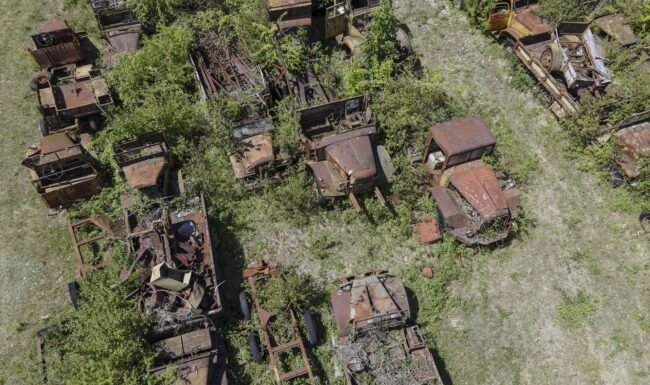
[344,0,400,93]
[255,272,323,313]
[44,269,167,385]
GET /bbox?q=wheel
[303,310,318,346]
[540,45,563,72]
[239,292,251,320]
[248,332,262,363]
[39,119,49,136]
[640,212,650,232]
[37,32,54,47]
[68,281,80,310]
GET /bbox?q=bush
[44,270,166,385]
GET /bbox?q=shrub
[44,270,167,385]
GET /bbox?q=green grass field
[0,0,648,384]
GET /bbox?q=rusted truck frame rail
[242,263,316,385]
[67,215,113,277]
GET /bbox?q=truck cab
[485,0,549,41]
[423,117,519,246]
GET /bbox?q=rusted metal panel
[268,0,312,28]
[594,14,638,47]
[615,118,650,178]
[426,116,495,159]
[444,160,509,218]
[414,218,442,244]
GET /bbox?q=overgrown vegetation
[43,267,168,385]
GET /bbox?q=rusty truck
[240,262,318,385]
[422,116,519,246]
[121,193,223,330]
[32,64,113,135]
[298,95,394,210]
[90,0,142,66]
[319,0,412,57]
[192,29,293,189]
[478,0,611,118]
[22,132,101,212]
[150,319,229,385]
[330,271,441,385]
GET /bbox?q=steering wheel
[37,32,54,47]
[42,163,65,181]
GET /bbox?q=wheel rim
[541,50,553,71]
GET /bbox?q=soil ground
[0,0,648,384]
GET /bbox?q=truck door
[325,1,349,40]
[485,2,511,31]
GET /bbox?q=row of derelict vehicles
[23,0,647,384]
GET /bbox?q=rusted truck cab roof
[423,116,495,173]
[330,272,410,338]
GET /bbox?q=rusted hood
[445,160,508,218]
[324,134,376,182]
[241,134,275,169]
[350,275,399,321]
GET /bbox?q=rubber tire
[239,292,251,320]
[87,118,98,131]
[303,310,318,346]
[248,332,262,363]
[68,281,80,310]
[39,119,49,136]
[640,213,650,231]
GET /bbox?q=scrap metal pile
[122,194,223,330]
